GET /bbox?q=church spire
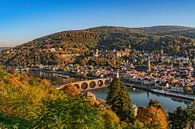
[147,56,151,73]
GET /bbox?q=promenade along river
[29,70,191,113]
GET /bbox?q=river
[91,87,191,113]
[29,70,191,113]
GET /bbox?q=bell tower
[94,49,99,57]
[147,56,151,73]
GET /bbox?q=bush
[0,70,57,119]
[0,113,31,129]
[136,106,168,129]
[32,96,106,129]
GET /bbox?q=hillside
[154,29,195,39]
[88,26,143,34]
[140,25,193,33]
[0,26,195,67]
[140,26,195,39]
[0,30,100,66]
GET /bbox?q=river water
[91,87,191,113]
[29,70,191,113]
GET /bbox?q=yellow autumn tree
[0,70,58,119]
[60,84,81,95]
[136,101,168,129]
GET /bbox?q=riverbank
[124,82,195,101]
[91,87,190,113]
[150,89,195,101]
[28,69,195,101]
[24,70,191,112]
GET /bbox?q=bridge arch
[73,84,80,89]
[57,78,113,91]
[81,82,88,90]
[89,81,96,88]
[105,79,111,85]
[98,80,103,87]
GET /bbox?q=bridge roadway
[57,78,113,91]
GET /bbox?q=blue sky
[0,0,195,46]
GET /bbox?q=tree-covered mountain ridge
[140,25,195,38]
[0,25,195,66]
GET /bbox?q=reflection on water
[91,87,191,113]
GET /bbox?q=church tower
[147,56,151,73]
[94,49,99,57]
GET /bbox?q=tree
[187,109,195,129]
[169,107,189,129]
[102,110,122,129]
[183,86,193,94]
[32,96,106,129]
[60,84,81,95]
[107,74,134,122]
[149,99,163,109]
[0,65,6,80]
[186,100,195,129]
[136,100,168,129]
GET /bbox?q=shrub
[32,96,106,129]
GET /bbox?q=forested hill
[88,26,143,34]
[0,26,195,67]
[140,25,193,34]
[139,26,195,39]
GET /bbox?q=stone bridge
[57,78,113,91]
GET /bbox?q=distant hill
[88,26,143,34]
[0,47,11,52]
[89,25,195,39]
[0,38,17,47]
[139,25,193,33]
[0,26,194,67]
[139,25,195,39]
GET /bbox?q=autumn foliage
[0,67,123,128]
[60,84,81,95]
[136,105,168,129]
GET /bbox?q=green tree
[149,100,163,109]
[183,86,193,94]
[107,74,134,122]
[169,107,189,129]
[0,113,31,129]
[32,96,106,129]
[102,110,122,129]
[186,100,195,129]
[0,65,6,80]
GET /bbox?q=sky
[0,0,195,47]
